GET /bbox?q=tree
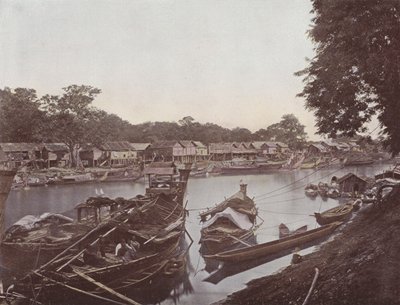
[41,85,102,167]
[0,87,46,142]
[296,0,400,154]
[260,114,307,149]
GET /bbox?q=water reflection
[2,163,391,305]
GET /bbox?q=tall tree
[296,0,400,154]
[264,114,307,149]
[0,87,46,142]
[41,85,102,166]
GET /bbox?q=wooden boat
[203,221,342,263]
[314,203,354,226]
[199,184,259,254]
[279,223,308,239]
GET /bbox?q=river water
[3,162,391,305]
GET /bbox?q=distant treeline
[0,85,308,149]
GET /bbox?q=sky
[0,0,320,138]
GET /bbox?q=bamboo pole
[32,271,129,305]
[302,267,320,305]
[73,269,141,305]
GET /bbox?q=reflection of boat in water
[314,203,354,225]
[199,184,259,254]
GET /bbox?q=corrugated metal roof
[0,143,42,152]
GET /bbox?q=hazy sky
[0,0,319,137]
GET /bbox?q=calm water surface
[3,163,391,305]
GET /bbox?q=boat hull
[204,222,342,263]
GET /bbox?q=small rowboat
[203,222,342,263]
[279,223,308,239]
[314,203,353,226]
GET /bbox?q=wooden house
[78,144,104,167]
[130,143,151,162]
[192,141,209,161]
[99,141,136,167]
[307,143,329,156]
[261,142,278,156]
[251,141,267,156]
[276,142,290,154]
[336,173,368,195]
[146,141,177,162]
[42,143,70,168]
[209,143,238,161]
[173,141,196,163]
[0,143,42,168]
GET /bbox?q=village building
[130,143,151,163]
[307,143,330,156]
[146,141,177,162]
[192,141,209,161]
[275,142,290,155]
[250,141,267,156]
[0,143,42,168]
[78,144,104,167]
[335,173,368,195]
[42,143,70,168]
[232,142,257,160]
[261,142,278,157]
[173,141,197,163]
[209,143,238,161]
[99,141,136,167]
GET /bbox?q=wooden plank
[73,269,141,305]
[225,233,252,247]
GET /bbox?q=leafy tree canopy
[296,0,400,154]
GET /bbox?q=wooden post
[0,169,17,243]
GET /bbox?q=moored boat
[199,184,259,254]
[203,221,342,263]
[314,203,354,226]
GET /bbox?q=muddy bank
[214,187,400,305]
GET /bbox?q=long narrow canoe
[203,221,342,263]
[314,203,353,226]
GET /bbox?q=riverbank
[215,186,400,305]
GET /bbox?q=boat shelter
[337,173,368,195]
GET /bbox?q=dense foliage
[0,86,308,151]
[297,0,400,154]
